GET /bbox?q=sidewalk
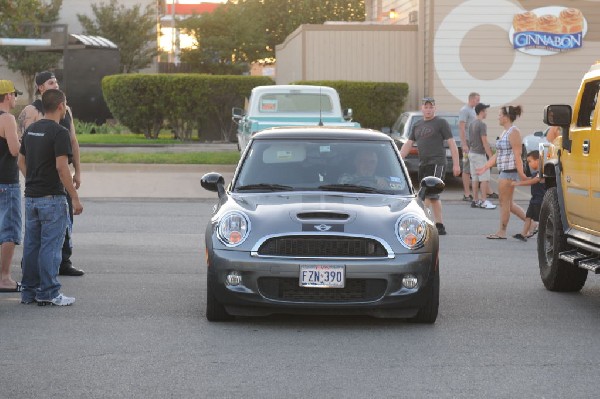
[78,163,236,199]
[77,163,532,202]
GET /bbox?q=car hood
[210,192,433,252]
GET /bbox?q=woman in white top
[477,105,527,239]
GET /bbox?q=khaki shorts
[469,153,490,181]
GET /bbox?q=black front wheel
[411,272,439,324]
[537,188,587,292]
[206,277,234,321]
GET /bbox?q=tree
[0,0,63,101]
[77,0,158,73]
[180,0,365,72]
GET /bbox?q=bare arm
[459,121,469,153]
[66,106,81,189]
[509,128,527,180]
[482,136,493,159]
[399,139,414,159]
[447,138,461,176]
[0,113,20,156]
[17,105,41,136]
[17,153,26,177]
[56,155,83,215]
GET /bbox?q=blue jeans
[21,196,69,302]
[0,183,22,244]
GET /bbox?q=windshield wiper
[236,183,294,192]
[317,184,383,194]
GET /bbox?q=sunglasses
[422,97,435,104]
[12,92,18,97]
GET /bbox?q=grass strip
[80,151,240,164]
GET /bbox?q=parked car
[201,126,444,322]
[522,127,550,160]
[388,111,463,178]
[232,85,360,152]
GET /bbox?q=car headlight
[396,214,428,249]
[216,211,250,247]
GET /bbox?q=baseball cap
[35,71,56,94]
[0,80,23,96]
[475,103,490,114]
[422,97,435,105]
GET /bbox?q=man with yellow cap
[0,80,23,292]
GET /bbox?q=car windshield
[257,93,333,114]
[234,139,411,195]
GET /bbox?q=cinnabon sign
[509,6,587,55]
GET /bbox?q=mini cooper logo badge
[314,224,332,232]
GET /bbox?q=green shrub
[102,74,274,140]
[293,80,408,131]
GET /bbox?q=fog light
[402,274,418,289]
[226,271,242,286]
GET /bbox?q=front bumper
[207,248,437,318]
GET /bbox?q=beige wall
[429,0,600,138]
[276,24,420,110]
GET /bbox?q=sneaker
[21,298,36,305]
[436,223,447,235]
[462,194,473,201]
[37,293,75,307]
[470,200,479,208]
[513,233,527,242]
[487,192,499,199]
[479,200,497,209]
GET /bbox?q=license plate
[299,265,345,288]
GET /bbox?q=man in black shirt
[18,89,83,306]
[18,71,83,276]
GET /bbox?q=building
[276,0,600,136]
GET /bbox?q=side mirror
[232,107,244,122]
[544,104,572,151]
[201,172,225,198]
[417,176,445,201]
[544,105,571,126]
[343,108,353,121]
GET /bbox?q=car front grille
[257,235,388,257]
[258,278,387,302]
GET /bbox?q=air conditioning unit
[409,11,418,24]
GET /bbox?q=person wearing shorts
[468,103,496,210]
[401,97,460,235]
[0,80,23,293]
[477,105,527,239]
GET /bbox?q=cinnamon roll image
[559,8,584,33]
[536,14,562,34]
[513,11,538,32]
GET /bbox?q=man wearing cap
[468,103,496,210]
[18,71,83,276]
[0,80,23,292]
[400,97,460,235]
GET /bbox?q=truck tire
[537,187,587,291]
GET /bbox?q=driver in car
[338,149,389,189]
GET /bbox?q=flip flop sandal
[0,282,22,293]
[486,234,507,239]
[513,233,527,242]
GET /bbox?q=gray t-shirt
[468,119,488,155]
[408,116,453,165]
[459,105,476,146]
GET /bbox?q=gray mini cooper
[201,127,444,322]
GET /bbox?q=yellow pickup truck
[538,61,600,291]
